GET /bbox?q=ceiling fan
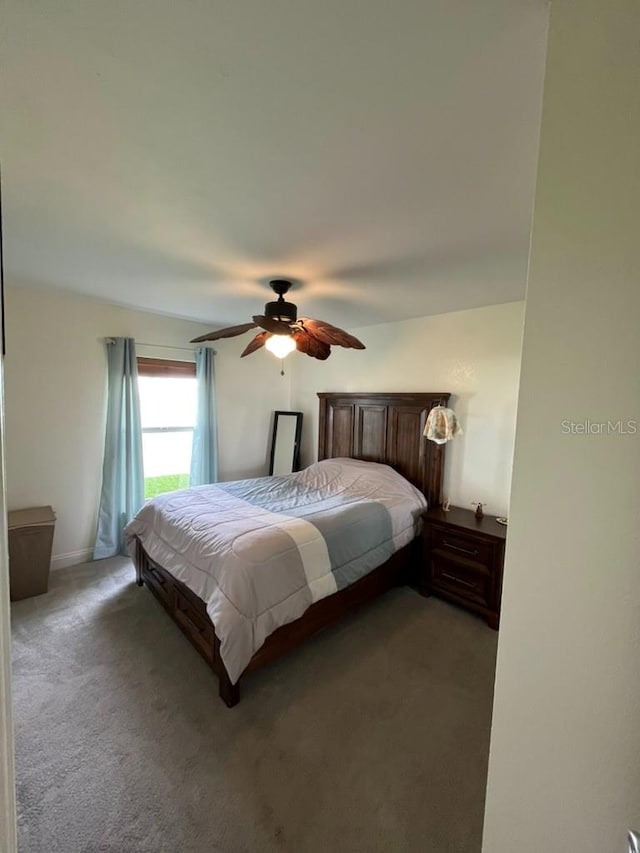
[191,280,365,361]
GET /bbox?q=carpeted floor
[11,558,497,853]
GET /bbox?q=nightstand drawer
[430,553,491,607]
[431,527,492,566]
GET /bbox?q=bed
[128,391,450,706]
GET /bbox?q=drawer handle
[147,567,168,591]
[150,568,166,586]
[441,571,476,589]
[442,539,479,557]
[177,603,207,636]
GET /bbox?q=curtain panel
[93,337,144,559]
[190,346,218,486]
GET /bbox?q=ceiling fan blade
[297,318,365,349]
[241,331,271,357]
[293,329,331,360]
[252,315,293,335]
[190,322,256,343]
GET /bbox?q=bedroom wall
[482,0,640,849]
[4,286,523,565]
[4,285,289,567]
[290,301,524,517]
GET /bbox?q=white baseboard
[51,548,93,570]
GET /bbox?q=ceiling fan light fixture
[265,334,296,359]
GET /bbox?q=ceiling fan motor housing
[266,279,297,323]
[265,299,297,323]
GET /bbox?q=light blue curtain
[93,338,145,559]
[190,346,218,486]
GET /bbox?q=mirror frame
[269,411,303,475]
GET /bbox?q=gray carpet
[11,558,497,853]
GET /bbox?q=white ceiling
[0,0,549,329]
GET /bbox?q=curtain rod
[104,339,215,354]
[138,342,217,355]
[136,342,199,352]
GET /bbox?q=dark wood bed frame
[134,391,450,706]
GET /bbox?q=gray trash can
[8,506,56,601]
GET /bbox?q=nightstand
[420,506,506,629]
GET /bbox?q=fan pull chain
[280,359,285,377]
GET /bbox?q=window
[137,358,197,499]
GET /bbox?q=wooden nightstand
[420,506,506,629]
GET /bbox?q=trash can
[8,506,56,601]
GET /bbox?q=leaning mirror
[269,411,303,475]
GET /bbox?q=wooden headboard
[317,392,451,507]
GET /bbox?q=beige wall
[4,285,289,566]
[483,1,640,850]
[5,285,524,567]
[291,301,524,517]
